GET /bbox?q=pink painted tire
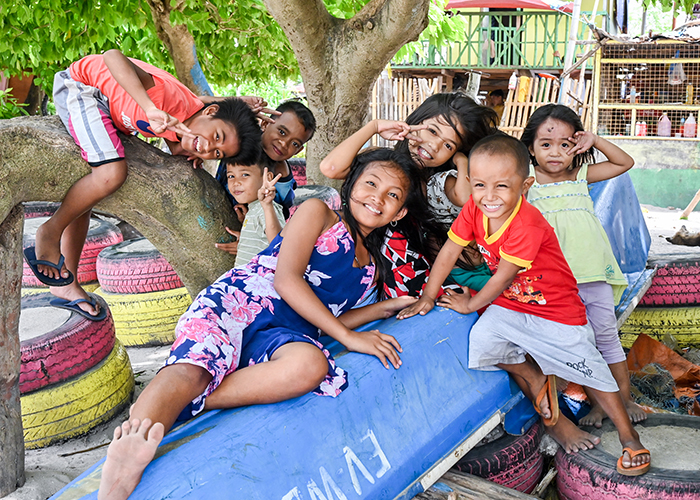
[20,292,115,394]
[453,420,544,493]
[96,238,183,294]
[556,414,700,500]
[23,201,60,219]
[22,216,123,287]
[640,261,700,307]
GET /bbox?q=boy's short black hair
[205,97,261,166]
[469,134,530,179]
[490,89,505,99]
[226,149,265,176]
[276,100,316,140]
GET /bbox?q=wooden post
[0,205,25,496]
[680,188,700,220]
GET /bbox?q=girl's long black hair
[520,104,595,171]
[340,148,439,300]
[395,92,499,171]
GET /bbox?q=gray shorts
[578,281,626,365]
[468,304,619,392]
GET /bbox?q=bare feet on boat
[98,418,164,500]
[547,416,600,453]
[579,400,647,428]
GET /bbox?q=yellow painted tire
[22,281,100,297]
[93,286,192,346]
[620,306,700,348]
[21,340,134,449]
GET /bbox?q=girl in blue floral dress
[98,148,424,500]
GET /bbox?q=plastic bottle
[630,86,637,104]
[508,71,518,91]
[687,82,694,105]
[657,113,672,137]
[640,121,647,136]
[684,114,697,138]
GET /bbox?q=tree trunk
[0,205,25,497]
[145,0,213,96]
[0,115,240,495]
[263,0,431,186]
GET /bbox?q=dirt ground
[5,204,700,500]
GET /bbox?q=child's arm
[319,120,425,180]
[442,152,472,208]
[336,296,419,330]
[275,199,402,369]
[258,167,284,243]
[568,131,634,184]
[438,260,522,315]
[397,238,464,319]
[102,50,192,139]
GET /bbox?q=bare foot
[49,282,100,317]
[547,416,600,453]
[625,400,648,424]
[34,223,70,281]
[98,418,164,500]
[579,404,606,428]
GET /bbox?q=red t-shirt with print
[70,54,203,143]
[448,195,586,325]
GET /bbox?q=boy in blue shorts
[398,135,651,476]
[25,49,260,319]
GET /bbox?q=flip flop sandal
[533,374,559,427]
[49,294,108,322]
[23,246,74,287]
[616,447,651,476]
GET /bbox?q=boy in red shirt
[24,49,260,319]
[398,134,650,476]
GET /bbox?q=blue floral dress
[167,218,375,417]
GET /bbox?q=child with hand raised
[97,148,421,500]
[320,93,498,298]
[398,134,650,477]
[520,104,645,428]
[25,49,260,320]
[217,157,286,268]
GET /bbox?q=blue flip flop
[23,246,75,287]
[50,295,107,322]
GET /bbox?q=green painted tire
[620,306,700,348]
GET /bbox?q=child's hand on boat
[343,329,403,369]
[436,287,471,314]
[379,295,418,319]
[397,296,434,319]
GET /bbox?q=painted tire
[556,414,700,500]
[289,185,341,217]
[22,281,100,297]
[640,261,700,307]
[21,340,134,449]
[22,216,123,286]
[453,420,544,493]
[23,201,60,219]
[288,157,307,186]
[19,293,115,394]
[93,286,192,346]
[620,306,700,348]
[96,238,184,294]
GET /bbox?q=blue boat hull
[51,308,535,500]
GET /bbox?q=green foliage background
[1,0,462,94]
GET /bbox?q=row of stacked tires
[621,258,700,348]
[19,202,191,448]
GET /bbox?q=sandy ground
[5,204,700,500]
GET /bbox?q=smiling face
[469,151,533,231]
[226,163,264,205]
[349,162,409,236]
[407,115,463,168]
[529,118,576,180]
[261,111,313,162]
[181,105,241,161]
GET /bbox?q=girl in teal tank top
[521,104,647,432]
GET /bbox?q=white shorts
[468,304,619,393]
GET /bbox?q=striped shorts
[53,70,124,166]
